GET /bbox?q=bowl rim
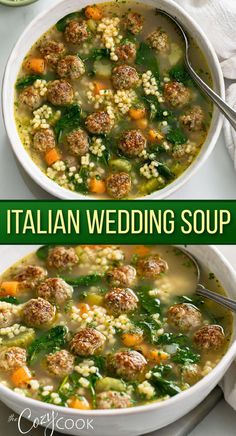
[0,0,38,6]
[2,0,225,200]
[0,245,235,417]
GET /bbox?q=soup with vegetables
[0,245,232,410]
[14,1,212,199]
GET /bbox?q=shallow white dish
[2,0,224,200]
[0,245,235,436]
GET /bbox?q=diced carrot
[89,178,106,194]
[85,5,103,20]
[148,129,164,143]
[93,81,107,95]
[69,397,91,410]
[0,281,19,296]
[129,107,146,120]
[136,118,148,130]
[45,148,61,166]
[148,350,169,363]
[24,58,45,74]
[135,246,150,257]
[77,303,90,315]
[11,366,32,387]
[122,332,143,347]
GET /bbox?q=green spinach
[27,325,68,364]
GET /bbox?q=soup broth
[0,245,232,409]
[14,1,212,199]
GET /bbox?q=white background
[0,0,236,434]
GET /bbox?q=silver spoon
[179,247,236,312]
[157,9,236,130]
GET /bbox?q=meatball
[119,129,146,157]
[23,297,56,328]
[194,325,225,350]
[105,287,138,315]
[85,111,113,135]
[39,39,65,67]
[112,65,139,90]
[123,12,144,35]
[180,106,204,132]
[47,80,74,106]
[14,265,47,289]
[57,55,85,79]
[106,265,136,287]
[64,20,89,45]
[46,350,74,376]
[115,42,137,63]
[19,86,42,110]
[136,255,168,279]
[164,82,191,108]
[66,129,89,157]
[106,172,131,199]
[0,302,21,328]
[167,303,202,333]
[0,347,27,371]
[110,350,147,380]
[37,278,73,305]
[69,328,106,356]
[33,128,56,153]
[47,246,79,270]
[97,391,132,409]
[147,28,170,53]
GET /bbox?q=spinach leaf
[169,64,190,84]
[0,296,20,305]
[16,75,42,90]
[152,364,173,377]
[177,295,204,307]
[157,332,187,346]
[166,128,187,145]
[36,245,54,260]
[136,43,159,79]
[157,163,175,180]
[61,273,103,287]
[136,286,161,314]
[54,104,81,141]
[92,355,106,373]
[27,325,68,364]
[172,347,200,365]
[141,95,160,120]
[74,166,89,194]
[151,373,181,397]
[136,319,161,344]
[85,48,110,61]
[56,12,81,32]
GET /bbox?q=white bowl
[0,245,235,436]
[2,0,224,200]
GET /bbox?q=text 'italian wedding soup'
[0,245,232,409]
[14,1,212,199]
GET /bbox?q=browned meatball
[46,350,74,376]
[115,42,137,63]
[164,82,191,108]
[119,129,146,157]
[70,328,106,356]
[136,255,168,279]
[37,278,73,305]
[105,287,138,315]
[33,128,56,153]
[23,298,56,328]
[97,391,132,409]
[180,106,204,132]
[39,39,65,67]
[66,129,89,157]
[194,325,225,350]
[106,172,131,199]
[85,111,113,135]
[0,347,27,371]
[112,65,139,90]
[64,20,89,45]
[14,265,47,289]
[57,55,85,79]
[106,265,136,287]
[110,350,147,380]
[0,302,21,328]
[147,28,170,53]
[123,12,144,35]
[19,86,42,110]
[47,80,74,106]
[167,303,202,333]
[47,246,79,270]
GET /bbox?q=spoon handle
[196,284,236,312]
[187,62,236,130]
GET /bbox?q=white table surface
[0,1,236,435]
